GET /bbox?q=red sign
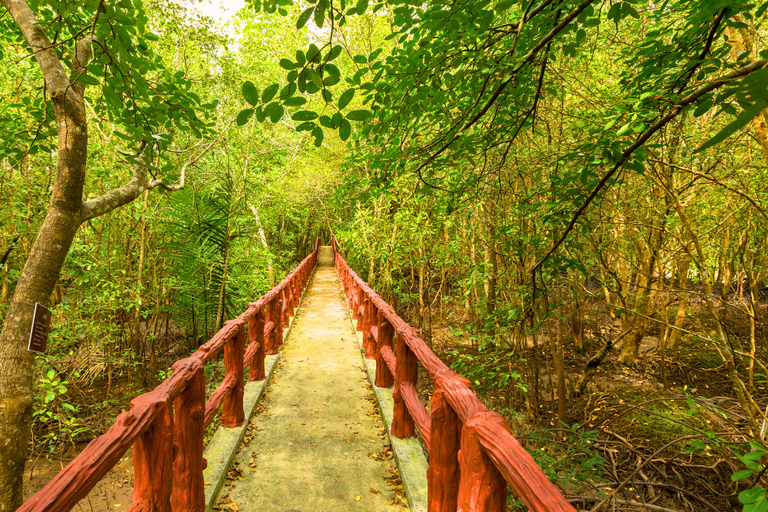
[27,303,51,354]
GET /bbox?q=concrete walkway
[215,247,405,511]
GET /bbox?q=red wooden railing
[331,239,577,512]
[20,238,321,512]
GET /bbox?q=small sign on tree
[27,303,51,354]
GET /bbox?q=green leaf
[270,104,284,123]
[283,97,307,106]
[338,88,355,109]
[237,108,254,126]
[296,6,314,28]
[355,0,369,15]
[694,99,713,117]
[732,469,754,481]
[695,99,768,153]
[242,81,259,106]
[295,121,316,131]
[102,86,121,106]
[339,118,351,140]
[77,73,101,86]
[262,83,280,103]
[45,391,55,403]
[616,122,632,136]
[279,59,297,70]
[353,55,367,64]
[346,109,371,121]
[314,0,326,28]
[323,75,340,87]
[741,488,766,504]
[292,110,319,121]
[46,369,56,379]
[307,44,320,63]
[309,69,323,87]
[312,125,324,147]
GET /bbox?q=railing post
[428,372,468,512]
[363,300,376,359]
[280,288,290,329]
[171,360,205,512]
[222,322,245,427]
[130,399,173,512]
[375,315,394,388]
[265,299,279,355]
[248,310,266,381]
[392,332,417,438]
[457,411,508,512]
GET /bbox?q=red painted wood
[374,317,394,388]
[204,374,236,428]
[457,412,507,512]
[379,344,397,381]
[475,418,577,512]
[21,247,320,512]
[129,400,174,512]
[18,401,159,512]
[280,288,290,329]
[400,381,431,447]
[222,323,245,428]
[362,299,376,359]
[331,243,578,512]
[247,311,266,381]
[265,299,280,354]
[392,333,417,439]
[427,371,467,512]
[171,360,205,512]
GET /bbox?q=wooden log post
[392,332,417,438]
[265,299,279,355]
[171,360,205,512]
[247,310,266,381]
[428,371,468,512]
[375,315,394,388]
[274,295,285,348]
[363,299,376,360]
[221,323,245,428]
[280,288,290,329]
[286,281,296,317]
[129,399,174,512]
[457,411,508,512]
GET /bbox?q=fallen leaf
[354,496,361,502]
[370,487,380,494]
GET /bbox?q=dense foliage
[1,0,768,510]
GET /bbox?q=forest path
[215,247,402,511]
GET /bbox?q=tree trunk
[0,4,96,502]
[249,204,274,286]
[215,242,231,332]
[132,189,150,359]
[667,253,690,351]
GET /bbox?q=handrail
[20,237,322,512]
[331,239,577,512]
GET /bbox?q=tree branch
[531,58,768,274]
[1,0,72,100]
[80,121,233,222]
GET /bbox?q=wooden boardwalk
[215,247,404,511]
